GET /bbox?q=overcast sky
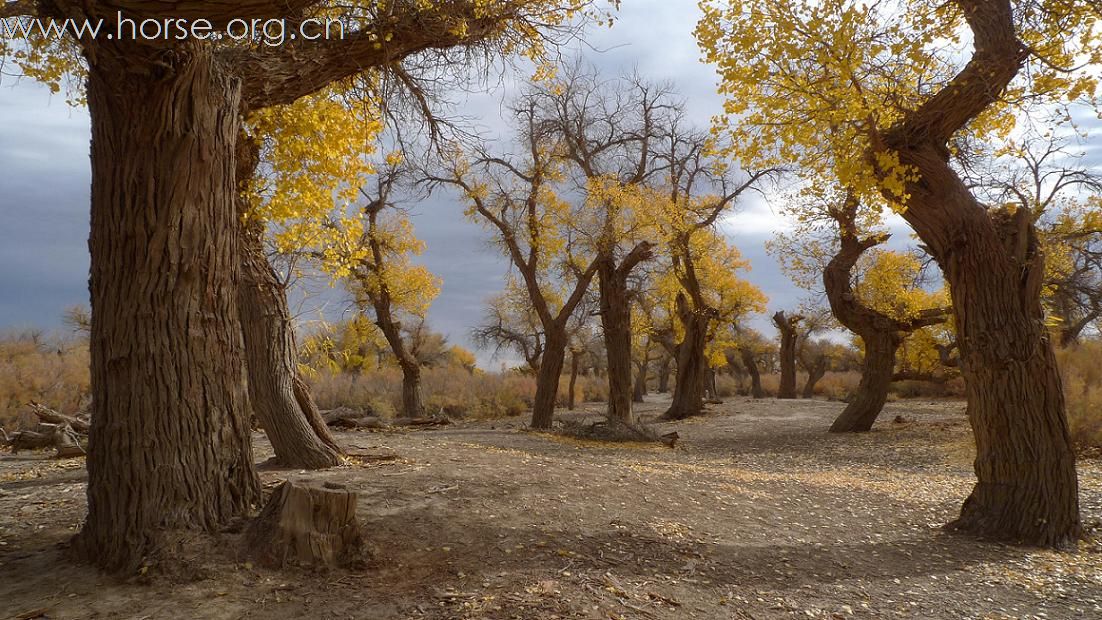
[10,3,1090,368]
[0,2,808,366]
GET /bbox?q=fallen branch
[29,401,90,434]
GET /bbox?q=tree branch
[236,3,517,109]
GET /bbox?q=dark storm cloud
[0,81,90,330]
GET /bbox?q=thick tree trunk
[656,357,672,393]
[239,222,343,468]
[890,144,1081,545]
[801,356,828,399]
[632,361,647,404]
[531,329,568,429]
[829,332,900,432]
[915,194,1079,546]
[567,349,580,410]
[599,260,636,425]
[400,362,426,420]
[773,311,800,399]
[75,41,260,572]
[664,298,710,420]
[740,348,765,398]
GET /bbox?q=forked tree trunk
[664,297,711,420]
[739,348,765,398]
[75,41,260,572]
[567,349,581,410]
[829,332,900,432]
[239,221,343,468]
[531,330,567,429]
[656,356,672,393]
[773,311,800,399]
[801,355,828,399]
[599,259,637,425]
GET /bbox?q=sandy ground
[1,396,1101,619]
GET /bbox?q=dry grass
[0,331,89,431]
[1058,340,1102,452]
[307,365,608,420]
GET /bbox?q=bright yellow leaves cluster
[697,0,1100,209]
[246,86,383,251]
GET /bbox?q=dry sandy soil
[1,396,1101,619]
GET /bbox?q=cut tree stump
[245,480,363,568]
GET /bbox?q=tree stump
[245,481,363,568]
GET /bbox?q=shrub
[1058,341,1102,453]
[0,331,90,431]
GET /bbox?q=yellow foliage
[697,0,1100,211]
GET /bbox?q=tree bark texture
[874,0,1080,546]
[739,348,765,398]
[664,295,711,420]
[76,40,260,573]
[598,256,637,426]
[531,329,568,429]
[772,311,801,399]
[239,221,343,468]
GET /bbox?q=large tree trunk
[739,348,765,398]
[773,311,800,399]
[400,362,426,420]
[531,329,568,429]
[902,168,1080,545]
[656,356,672,393]
[599,259,636,425]
[664,296,710,420]
[75,41,260,573]
[801,355,828,399]
[239,221,343,468]
[829,332,899,432]
[877,0,1077,545]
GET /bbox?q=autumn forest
[1,1,1102,618]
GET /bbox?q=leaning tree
[1,0,611,572]
[700,0,1099,545]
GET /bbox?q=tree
[3,0,613,571]
[473,282,547,374]
[312,158,443,418]
[772,311,802,399]
[773,190,951,429]
[699,0,1099,545]
[659,231,767,418]
[531,68,667,427]
[638,115,774,418]
[236,89,380,469]
[431,97,600,429]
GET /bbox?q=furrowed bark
[239,221,343,468]
[664,294,712,420]
[75,39,260,573]
[870,0,1081,546]
[773,311,801,399]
